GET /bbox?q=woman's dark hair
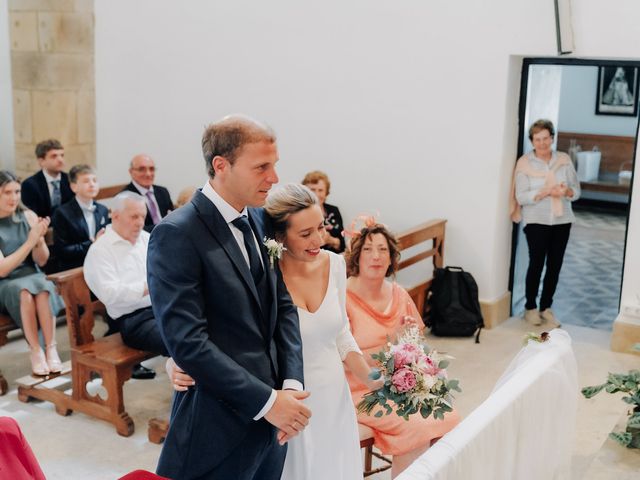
[0,170,24,219]
[345,224,400,278]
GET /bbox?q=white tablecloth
[397,329,578,480]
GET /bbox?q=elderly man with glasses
[122,154,174,232]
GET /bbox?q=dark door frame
[508,57,640,315]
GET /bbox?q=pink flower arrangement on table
[357,326,461,421]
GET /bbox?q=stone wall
[8,0,94,179]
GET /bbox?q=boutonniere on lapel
[263,237,286,269]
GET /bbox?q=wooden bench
[396,219,446,317]
[16,267,156,436]
[0,313,13,395]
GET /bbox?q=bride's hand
[365,369,385,391]
[166,357,195,391]
[366,377,385,391]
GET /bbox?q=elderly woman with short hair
[513,119,580,327]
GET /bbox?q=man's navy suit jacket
[21,170,73,218]
[51,199,110,271]
[148,190,304,479]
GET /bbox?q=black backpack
[426,266,484,343]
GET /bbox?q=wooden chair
[0,313,16,396]
[16,267,155,436]
[359,424,392,477]
[0,371,7,396]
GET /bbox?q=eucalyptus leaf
[581,384,606,398]
[609,431,632,447]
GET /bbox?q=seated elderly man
[84,191,168,379]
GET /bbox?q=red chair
[119,470,169,480]
[0,416,46,480]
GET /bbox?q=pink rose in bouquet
[421,356,440,377]
[392,343,422,368]
[392,368,417,393]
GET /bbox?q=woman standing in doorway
[513,119,580,327]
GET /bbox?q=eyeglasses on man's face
[132,166,156,173]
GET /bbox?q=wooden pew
[95,183,128,201]
[0,313,13,395]
[16,267,156,436]
[396,219,446,317]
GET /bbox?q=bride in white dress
[265,183,382,480]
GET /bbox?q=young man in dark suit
[51,165,110,272]
[122,154,174,232]
[21,139,74,218]
[148,116,309,480]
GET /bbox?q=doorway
[509,58,639,330]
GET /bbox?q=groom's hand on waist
[264,390,311,445]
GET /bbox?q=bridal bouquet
[357,326,461,421]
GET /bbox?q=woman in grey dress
[0,171,64,376]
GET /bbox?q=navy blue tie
[232,216,264,284]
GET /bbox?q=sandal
[30,347,50,376]
[46,343,63,373]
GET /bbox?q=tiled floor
[513,207,628,330]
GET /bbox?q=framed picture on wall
[595,66,639,116]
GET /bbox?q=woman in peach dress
[344,221,460,478]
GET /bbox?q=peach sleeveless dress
[345,283,461,455]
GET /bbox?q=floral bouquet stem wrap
[357,326,461,421]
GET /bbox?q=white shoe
[30,347,50,376]
[540,309,561,328]
[524,308,542,326]
[46,343,63,373]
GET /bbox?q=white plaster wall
[0,2,14,170]
[94,0,639,305]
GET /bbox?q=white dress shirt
[201,181,303,420]
[75,197,97,240]
[83,225,151,319]
[42,170,62,201]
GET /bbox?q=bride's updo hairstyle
[265,183,318,241]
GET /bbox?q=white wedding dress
[281,251,363,480]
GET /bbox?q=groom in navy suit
[148,116,310,480]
